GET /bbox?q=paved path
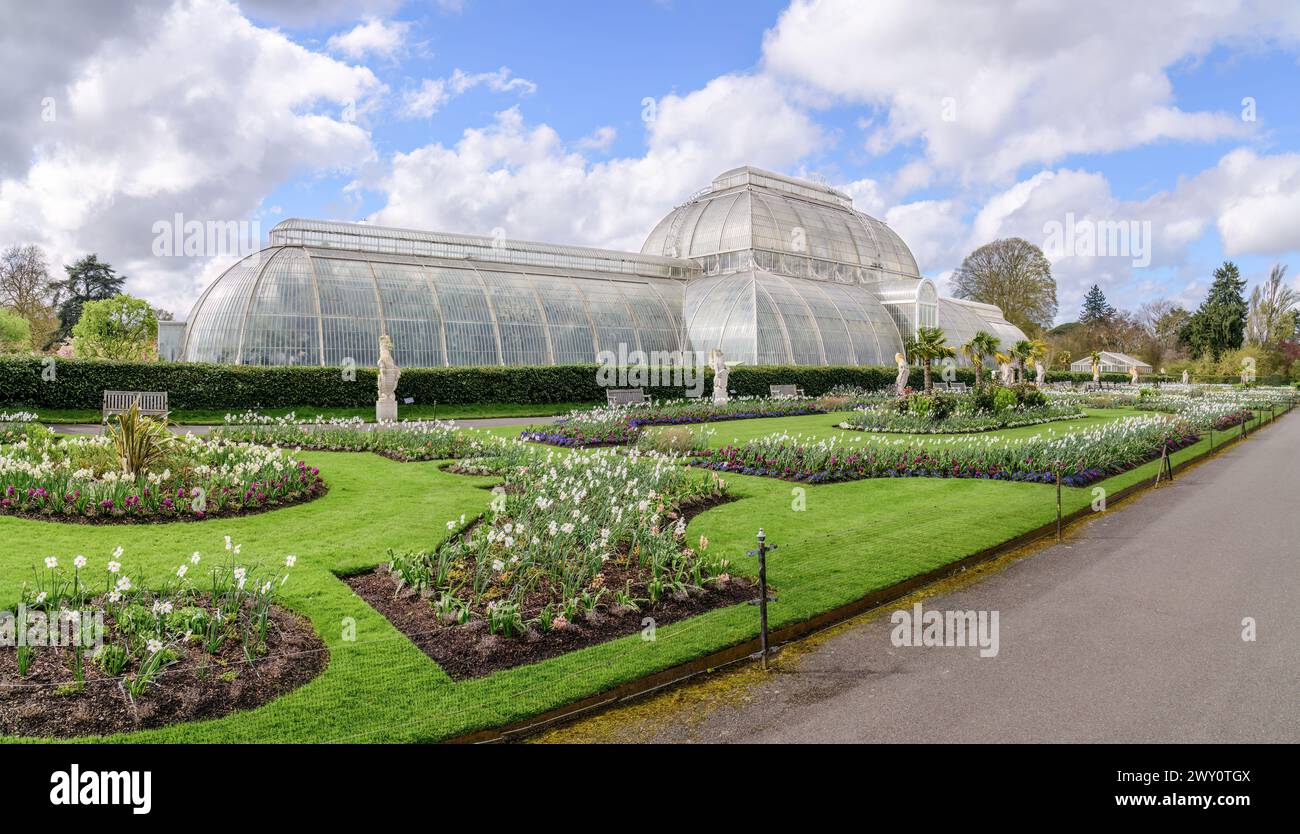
[47,414,557,436]
[538,413,1300,743]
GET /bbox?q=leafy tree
[1079,284,1115,325]
[1055,349,1072,369]
[0,244,57,349]
[70,294,157,360]
[960,330,1000,388]
[49,254,125,346]
[1180,261,1247,361]
[950,238,1058,331]
[0,308,30,353]
[906,326,956,392]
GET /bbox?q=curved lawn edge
[0,407,1286,744]
[448,404,1292,742]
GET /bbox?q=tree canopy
[1079,284,1115,324]
[70,294,157,361]
[950,237,1058,332]
[49,253,125,346]
[1180,261,1247,361]
[0,308,30,353]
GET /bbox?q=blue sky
[4,0,1299,322]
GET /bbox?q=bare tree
[950,237,1058,332]
[1247,264,1297,345]
[0,244,57,349]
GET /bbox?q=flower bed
[348,448,750,678]
[215,413,506,461]
[0,434,325,522]
[0,541,327,738]
[0,412,40,445]
[841,403,1084,434]
[691,415,1200,487]
[520,397,827,447]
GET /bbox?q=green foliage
[103,403,174,476]
[0,308,30,353]
[1080,284,1115,324]
[71,294,158,360]
[0,356,1139,412]
[1181,261,1248,361]
[951,237,1058,330]
[49,254,125,345]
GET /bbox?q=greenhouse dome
[178,167,1027,368]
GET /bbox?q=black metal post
[757,528,769,670]
[1055,466,1062,542]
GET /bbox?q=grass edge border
[446,405,1291,744]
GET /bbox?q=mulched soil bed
[343,494,753,681]
[0,483,328,525]
[0,604,328,739]
[345,568,754,681]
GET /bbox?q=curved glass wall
[642,167,922,283]
[182,247,685,367]
[936,299,1001,364]
[682,270,904,366]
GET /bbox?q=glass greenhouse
[178,166,1026,368]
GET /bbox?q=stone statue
[894,352,909,395]
[710,348,729,405]
[1130,365,1139,385]
[1092,361,1101,385]
[1034,361,1046,386]
[376,334,401,422]
[1181,369,1189,385]
[1000,361,1014,385]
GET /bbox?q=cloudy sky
[3,0,1299,322]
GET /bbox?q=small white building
[1069,351,1153,375]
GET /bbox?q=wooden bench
[769,384,805,398]
[103,390,169,421]
[606,388,648,406]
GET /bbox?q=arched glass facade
[180,167,1026,368]
[183,247,683,367]
[682,270,903,366]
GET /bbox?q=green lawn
[22,401,596,425]
[0,407,1281,743]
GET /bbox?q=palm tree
[1089,350,1102,384]
[1011,339,1035,383]
[960,330,1000,388]
[906,326,957,393]
[1026,338,1050,384]
[1056,349,1072,369]
[994,350,1012,384]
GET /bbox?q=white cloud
[401,67,536,118]
[576,126,617,152]
[371,73,823,249]
[0,0,382,316]
[326,17,410,60]
[761,0,1287,184]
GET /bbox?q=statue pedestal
[376,398,397,423]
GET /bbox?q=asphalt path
[540,413,1300,743]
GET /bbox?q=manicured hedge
[0,356,1135,411]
